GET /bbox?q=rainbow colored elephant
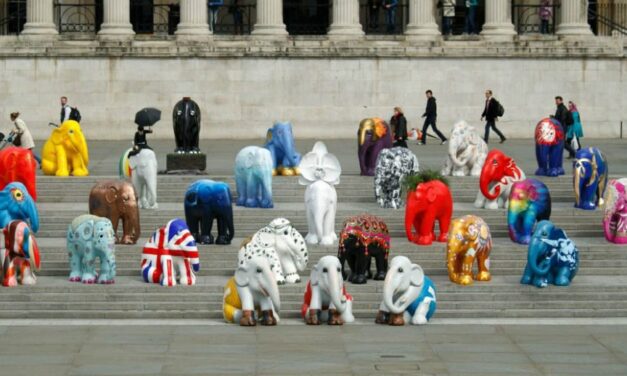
[508,179,552,244]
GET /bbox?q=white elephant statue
[375,256,436,326]
[129,148,158,209]
[302,255,354,325]
[223,256,281,326]
[441,121,488,177]
[238,218,308,284]
[298,141,341,246]
[374,147,419,208]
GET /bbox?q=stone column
[405,0,440,40]
[481,0,516,40]
[176,0,211,38]
[252,0,288,36]
[556,0,593,36]
[328,0,364,37]
[21,0,58,35]
[98,0,135,39]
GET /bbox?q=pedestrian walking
[9,112,41,165]
[481,90,506,144]
[568,101,584,152]
[464,0,478,35]
[208,0,224,32]
[390,107,408,148]
[539,0,552,34]
[419,90,447,145]
[553,96,575,159]
[60,96,71,123]
[383,0,398,33]
[440,0,456,36]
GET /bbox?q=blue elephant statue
[508,179,552,245]
[521,220,578,288]
[67,214,117,284]
[185,179,234,245]
[534,117,565,177]
[574,147,608,210]
[264,122,302,176]
[234,146,273,208]
[0,182,39,233]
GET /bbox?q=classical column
[252,0,288,36]
[176,0,211,37]
[556,0,593,36]
[481,0,516,40]
[328,0,364,37]
[21,0,58,35]
[405,0,440,40]
[98,0,135,39]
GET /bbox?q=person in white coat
[9,112,40,165]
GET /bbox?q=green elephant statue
[67,214,116,284]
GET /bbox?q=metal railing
[360,2,408,35]
[212,4,255,35]
[589,1,627,36]
[54,1,99,34]
[511,2,560,34]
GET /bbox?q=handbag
[570,137,579,151]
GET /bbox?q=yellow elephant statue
[41,120,89,177]
[446,215,492,286]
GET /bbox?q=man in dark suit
[419,90,447,145]
[554,96,575,159]
[481,89,506,144]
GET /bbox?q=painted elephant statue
[521,220,579,288]
[41,120,89,177]
[234,146,273,208]
[184,179,234,245]
[404,171,453,245]
[474,149,526,209]
[0,147,37,200]
[67,214,116,284]
[535,117,565,177]
[298,141,341,245]
[603,178,627,244]
[374,147,419,209]
[129,148,158,209]
[238,218,308,284]
[338,214,390,284]
[441,120,488,177]
[358,118,393,176]
[0,220,40,287]
[508,179,552,244]
[375,256,436,326]
[446,215,492,285]
[573,147,608,210]
[89,179,140,244]
[264,121,301,176]
[172,97,201,153]
[224,256,281,326]
[302,255,354,325]
[141,219,200,287]
[0,182,39,233]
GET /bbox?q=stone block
[165,153,207,173]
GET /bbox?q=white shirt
[61,105,71,123]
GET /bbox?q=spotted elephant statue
[67,214,116,284]
[441,120,488,177]
[374,147,419,209]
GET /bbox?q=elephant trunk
[264,274,281,313]
[574,165,582,205]
[25,199,39,233]
[328,270,346,314]
[26,229,41,271]
[528,241,553,276]
[450,143,469,168]
[480,171,501,201]
[358,127,369,147]
[383,277,411,314]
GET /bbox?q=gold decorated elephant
[446,215,492,286]
[41,120,89,177]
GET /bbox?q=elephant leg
[535,145,548,176]
[177,258,196,286]
[364,257,373,279]
[97,252,115,284]
[555,143,565,175]
[224,302,242,323]
[2,257,17,287]
[215,216,230,245]
[282,257,300,284]
[305,206,319,244]
[373,253,387,280]
[235,174,247,206]
[55,146,70,177]
[520,264,533,285]
[70,155,88,177]
[519,214,537,245]
[447,250,459,283]
[81,247,97,284]
[110,216,121,244]
[473,191,486,209]
[458,249,475,286]
[411,298,434,325]
[475,250,491,282]
[18,260,36,286]
[352,252,369,284]
[120,217,134,245]
[146,174,158,209]
[416,213,436,245]
[201,213,214,245]
[160,255,176,287]
[185,211,201,242]
[532,273,549,288]
[437,216,450,243]
[259,175,273,209]
[68,248,83,282]
[345,252,356,282]
[554,267,572,286]
[244,177,260,208]
[322,204,337,244]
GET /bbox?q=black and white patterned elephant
[374,147,419,209]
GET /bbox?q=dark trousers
[540,20,549,34]
[564,138,576,157]
[369,7,379,30]
[393,139,408,148]
[421,116,447,143]
[484,120,505,143]
[464,6,477,34]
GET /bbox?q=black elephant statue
[184,179,234,245]
[173,97,201,153]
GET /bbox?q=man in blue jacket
[383,0,398,33]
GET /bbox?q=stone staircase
[2,174,625,321]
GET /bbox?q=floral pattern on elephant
[573,147,608,210]
[508,179,552,244]
[67,214,116,284]
[41,120,89,177]
[0,220,40,287]
[475,149,526,210]
[358,118,393,176]
[441,121,488,177]
[535,117,565,177]
[374,147,419,209]
[89,179,140,244]
[302,256,354,325]
[185,179,234,245]
[238,218,308,285]
[521,220,579,288]
[446,215,492,285]
[141,219,200,287]
[338,214,390,284]
[264,122,301,176]
[603,178,627,244]
[234,146,273,208]
[0,182,39,233]
[0,147,38,200]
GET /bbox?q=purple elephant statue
[358,118,393,176]
[603,178,627,244]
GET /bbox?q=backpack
[69,107,82,123]
[496,101,505,117]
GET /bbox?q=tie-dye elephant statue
[238,218,308,285]
[67,214,116,284]
[234,146,274,208]
[441,121,488,177]
[508,179,552,244]
[0,220,40,287]
[264,122,301,176]
[0,182,39,233]
[535,117,565,177]
[374,147,419,209]
[141,219,200,287]
[603,178,627,244]
[573,147,608,210]
[521,220,579,288]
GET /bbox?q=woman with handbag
[567,101,584,151]
[9,112,41,165]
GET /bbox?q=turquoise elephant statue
[0,182,39,233]
[234,146,274,208]
[67,214,116,284]
[264,122,302,176]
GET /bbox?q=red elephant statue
[404,171,453,245]
[0,147,37,201]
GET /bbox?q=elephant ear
[551,228,567,242]
[310,264,319,286]
[426,186,437,203]
[320,154,342,185]
[51,128,64,145]
[244,152,256,169]
[409,264,425,287]
[76,128,89,166]
[105,186,118,204]
[234,265,250,287]
[298,152,319,185]
[79,220,94,241]
[467,223,479,241]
